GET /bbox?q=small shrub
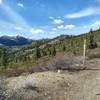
[6,69,27,77]
[88,52,100,59]
[21,78,35,90]
[48,54,83,71]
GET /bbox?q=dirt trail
[1,58,100,100]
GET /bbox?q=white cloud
[0,0,2,5]
[65,7,100,19]
[17,3,24,8]
[91,21,100,27]
[91,21,100,29]
[49,16,54,19]
[57,25,64,29]
[53,19,64,25]
[83,25,88,29]
[64,24,75,29]
[14,26,23,31]
[49,16,64,25]
[30,28,44,34]
[57,24,75,30]
[52,28,57,31]
[49,31,56,35]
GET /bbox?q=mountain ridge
[0,35,33,46]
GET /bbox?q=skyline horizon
[0,27,99,40]
[0,0,100,39]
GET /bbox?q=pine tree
[0,48,2,65]
[51,46,56,56]
[47,48,51,56]
[70,36,74,47]
[62,43,66,52]
[27,56,31,61]
[35,46,41,59]
[15,57,18,63]
[41,49,47,56]
[1,48,8,69]
[23,55,27,62]
[89,29,97,49]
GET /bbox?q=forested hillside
[0,28,99,76]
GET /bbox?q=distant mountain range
[0,29,100,47]
[0,36,33,46]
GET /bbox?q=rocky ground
[0,58,100,100]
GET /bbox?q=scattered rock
[0,87,6,100]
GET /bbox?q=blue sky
[0,0,100,39]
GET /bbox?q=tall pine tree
[62,43,66,52]
[89,29,97,49]
[35,46,41,59]
[1,47,8,69]
[51,45,56,56]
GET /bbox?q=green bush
[88,52,100,59]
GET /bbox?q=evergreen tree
[62,43,66,52]
[47,48,51,56]
[1,48,8,69]
[27,56,31,61]
[41,49,47,56]
[35,46,41,59]
[51,46,56,56]
[89,29,97,49]
[0,48,2,65]
[43,50,47,56]
[70,36,74,47]
[23,55,27,62]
